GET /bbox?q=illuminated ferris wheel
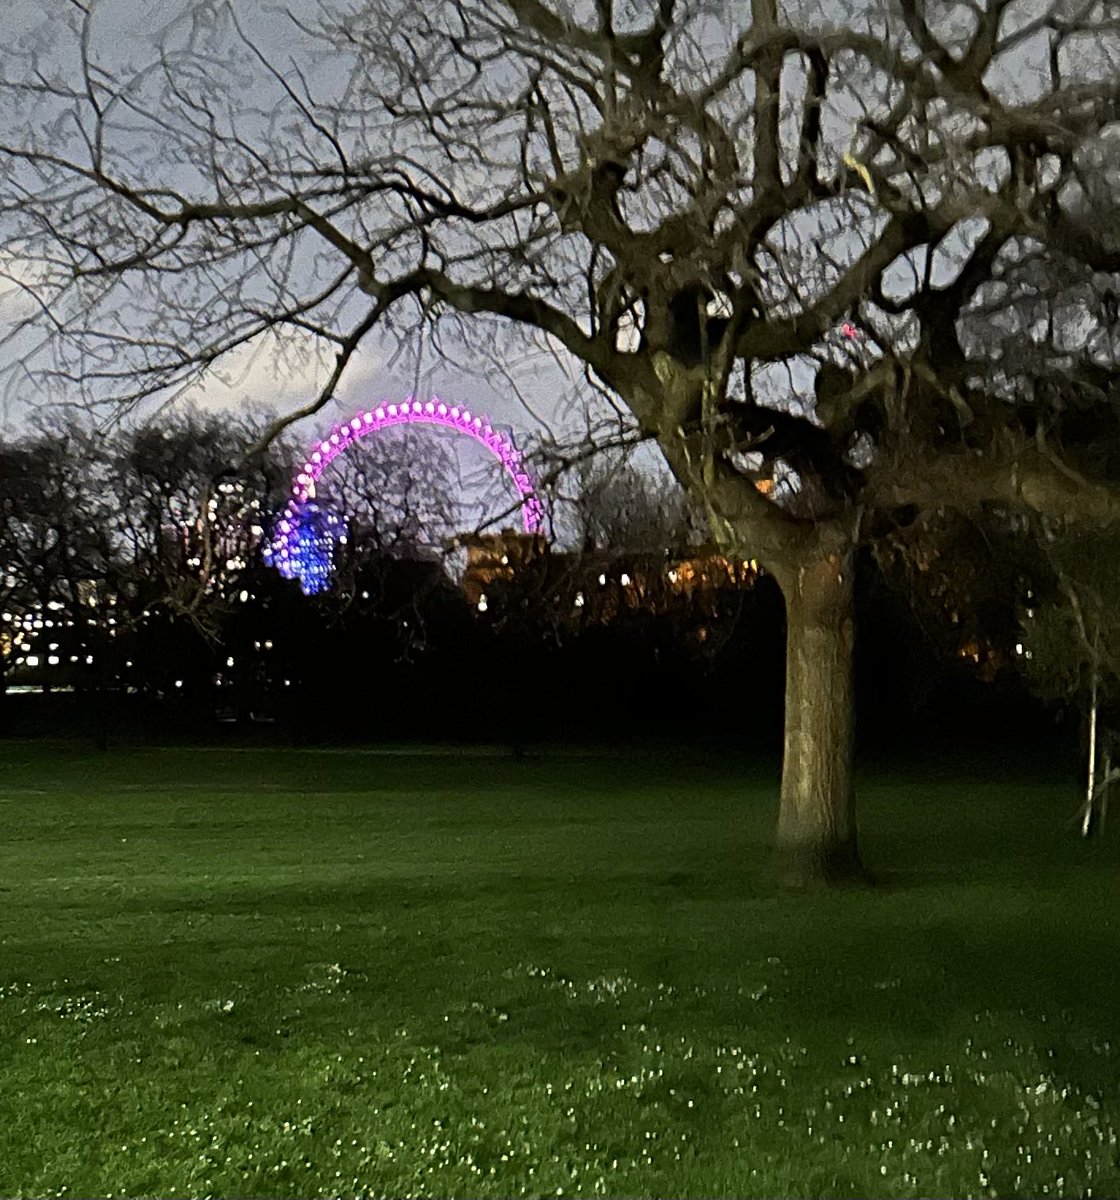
[263,398,544,594]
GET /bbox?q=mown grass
[0,742,1117,1198]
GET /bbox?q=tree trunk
[775,548,869,887]
[1101,745,1111,834]
[1081,666,1099,838]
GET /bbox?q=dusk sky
[0,0,612,549]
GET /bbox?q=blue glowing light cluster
[265,501,345,595]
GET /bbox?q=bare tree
[0,422,112,694]
[3,0,1120,881]
[108,408,288,616]
[568,451,697,554]
[323,425,462,560]
[1014,528,1120,837]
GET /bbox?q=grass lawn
[0,741,1117,1199]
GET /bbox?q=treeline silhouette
[0,410,1064,757]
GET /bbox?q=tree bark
[774,548,869,886]
[1082,664,1099,838]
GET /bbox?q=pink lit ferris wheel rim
[274,397,544,543]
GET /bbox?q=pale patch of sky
[1,0,598,463]
[0,251,46,324]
